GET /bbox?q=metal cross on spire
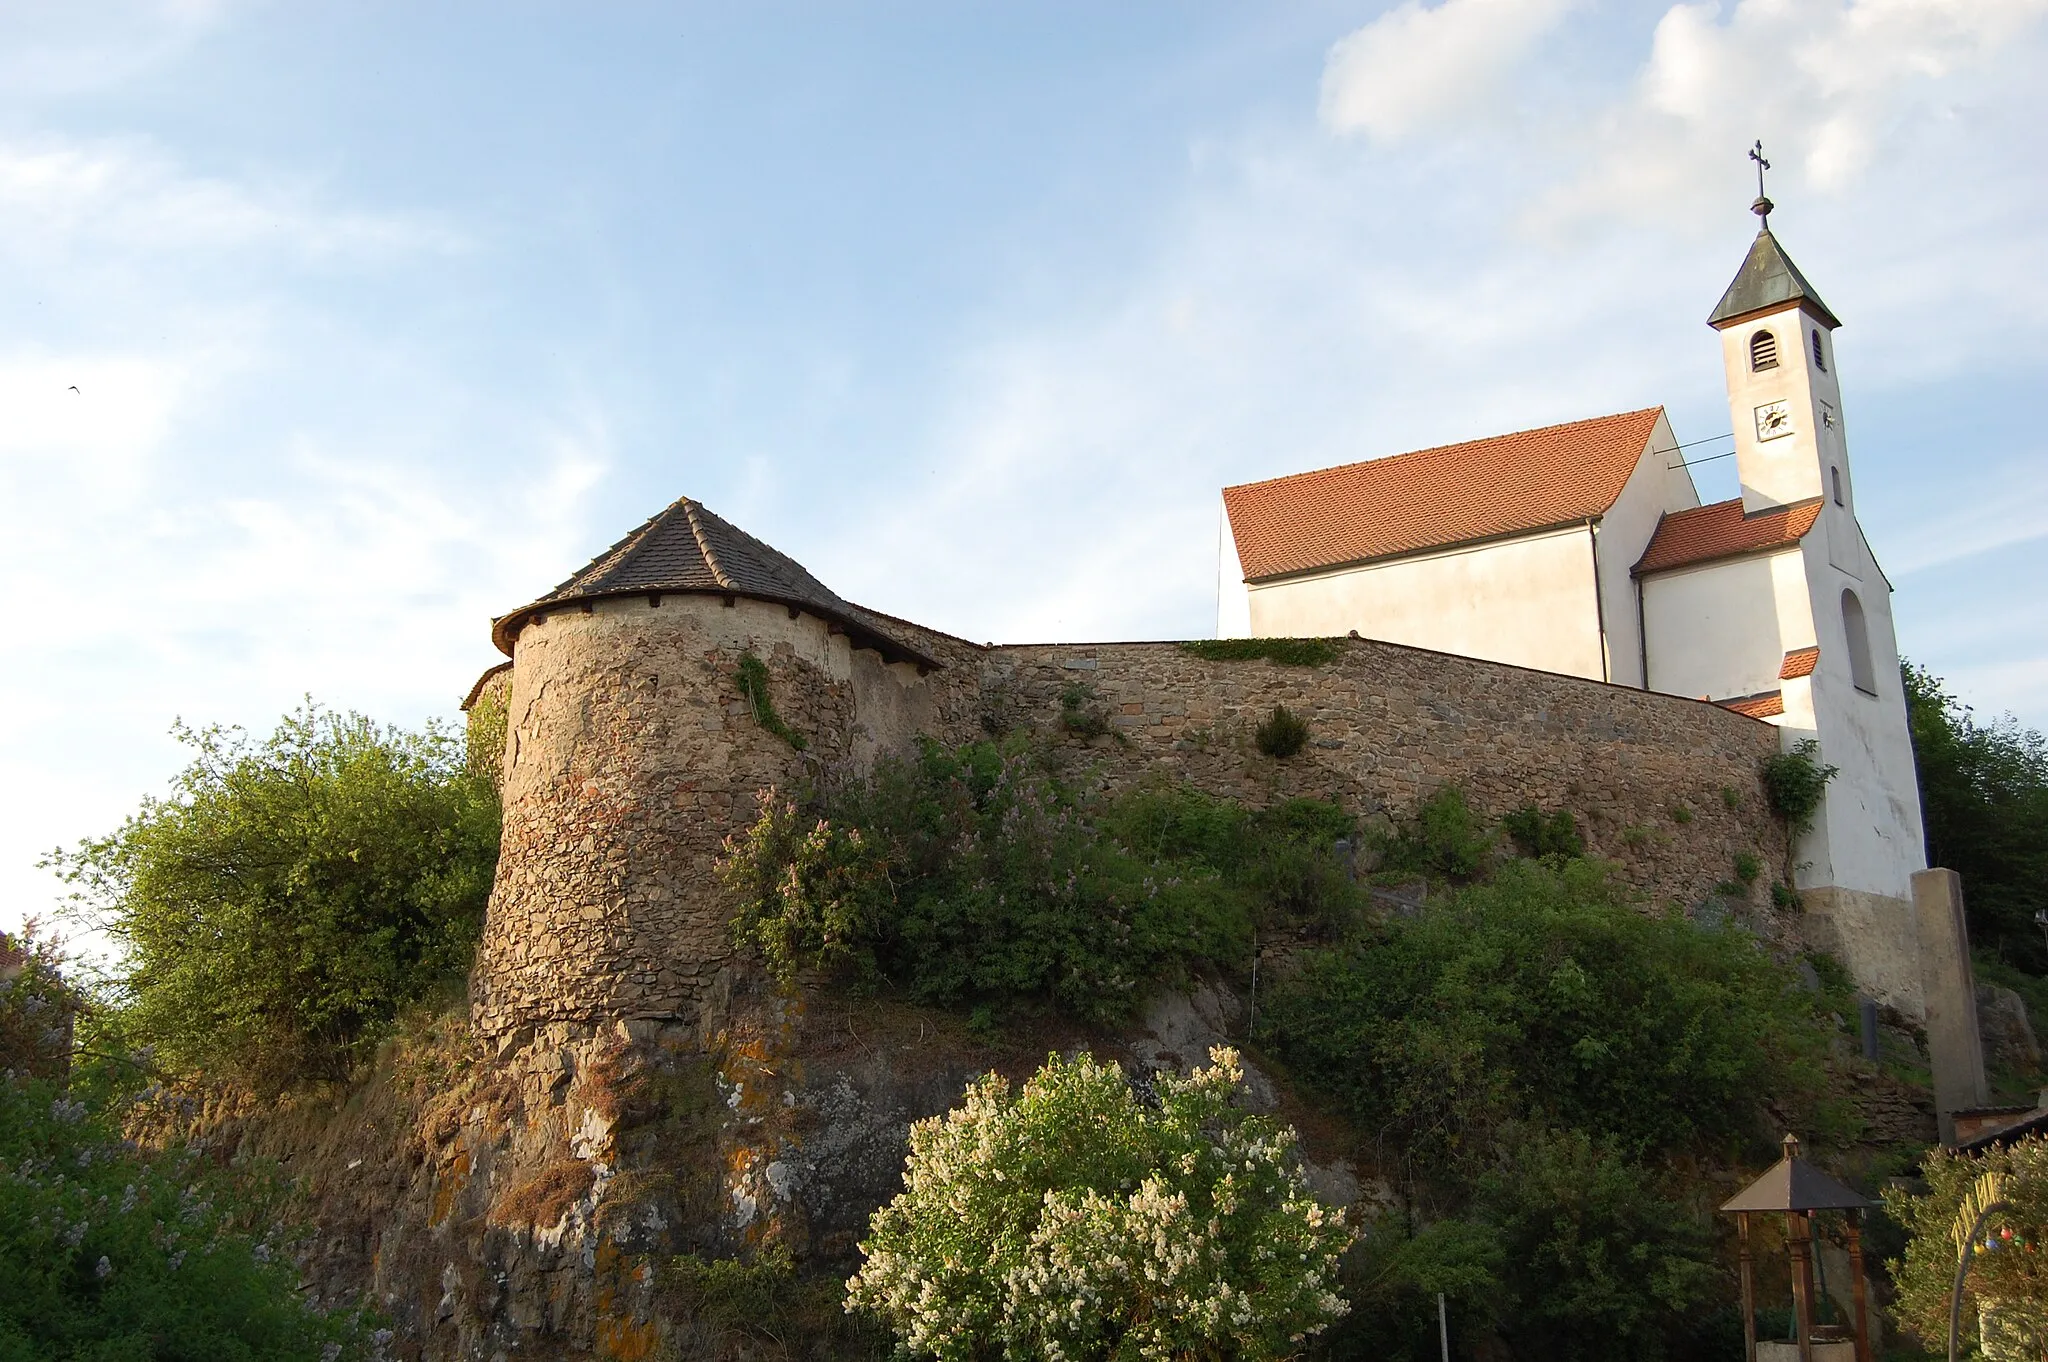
[1749,140,1774,226]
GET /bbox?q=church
[1217,196,1927,986]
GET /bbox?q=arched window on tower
[1842,590,1877,695]
[1831,466,1844,506]
[1812,329,1827,371]
[1750,330,1779,371]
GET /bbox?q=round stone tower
[468,496,956,1042]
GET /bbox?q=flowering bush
[846,1047,1351,1361]
[0,1070,381,1359]
[0,923,79,1081]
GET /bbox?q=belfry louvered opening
[1749,329,1779,371]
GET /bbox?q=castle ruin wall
[472,611,1791,1040]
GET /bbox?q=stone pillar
[1913,868,1989,1144]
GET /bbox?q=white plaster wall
[1245,525,1605,679]
[1796,529,1927,900]
[1719,302,1842,514]
[1595,413,1699,688]
[1217,497,1251,639]
[1641,547,1813,701]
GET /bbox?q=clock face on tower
[1754,400,1794,442]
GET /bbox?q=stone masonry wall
[472,606,1788,1040]
[962,638,1786,908]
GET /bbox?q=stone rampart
[966,638,1786,905]
[472,609,1788,1039]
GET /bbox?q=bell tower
[1709,146,1848,517]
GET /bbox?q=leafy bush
[464,678,508,789]
[1255,704,1311,758]
[47,703,501,1090]
[1468,1126,1715,1360]
[666,1246,887,1359]
[1178,638,1343,667]
[724,745,1248,1020]
[1059,682,1112,740]
[736,652,809,751]
[1327,1132,1715,1362]
[722,745,1370,1019]
[1905,664,2048,971]
[1733,852,1763,884]
[1885,1135,2048,1353]
[846,1047,1351,1360]
[0,924,79,1081]
[1760,739,1837,839]
[1377,787,1493,881]
[1259,858,1834,1161]
[0,1071,379,1359]
[1500,805,1585,861]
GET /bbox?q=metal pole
[1951,1201,2011,1362]
[1439,1292,1450,1362]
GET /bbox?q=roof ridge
[680,499,737,592]
[1224,406,1662,495]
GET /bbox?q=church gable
[1223,407,1664,582]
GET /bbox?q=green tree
[1885,1136,2048,1358]
[48,702,500,1090]
[846,1047,1352,1361]
[1259,857,1835,1162]
[1905,664,2048,971]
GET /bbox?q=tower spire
[1749,140,1774,227]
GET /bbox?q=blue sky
[4,0,2045,936]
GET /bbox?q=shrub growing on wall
[720,742,1365,1019]
[1254,704,1310,758]
[846,1047,1351,1360]
[47,703,501,1091]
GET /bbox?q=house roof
[491,496,939,668]
[1780,646,1820,681]
[1634,497,1822,577]
[1222,408,1666,583]
[1708,228,1842,330]
[1719,691,1785,720]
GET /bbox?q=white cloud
[1320,0,1579,141]
[0,137,466,261]
[1532,0,2048,230]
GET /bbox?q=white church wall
[1595,415,1698,688]
[1216,497,1252,639]
[1641,548,1812,702]
[1798,528,1926,902]
[1244,524,1606,679]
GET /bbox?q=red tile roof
[1780,646,1820,680]
[1222,408,1665,582]
[1634,497,1822,577]
[1720,691,1786,720]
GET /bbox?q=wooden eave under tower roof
[490,495,940,669]
[1708,227,1842,331]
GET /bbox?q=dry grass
[489,1155,596,1230]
